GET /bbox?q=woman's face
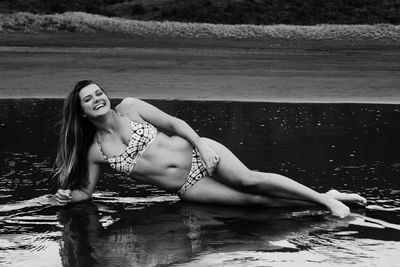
[79,84,111,118]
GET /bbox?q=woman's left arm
[124,98,219,174]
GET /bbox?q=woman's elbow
[81,189,92,199]
[175,118,189,129]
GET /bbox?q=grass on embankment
[1,12,400,40]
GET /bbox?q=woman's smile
[93,102,106,110]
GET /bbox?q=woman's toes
[325,189,366,206]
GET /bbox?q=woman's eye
[96,91,103,96]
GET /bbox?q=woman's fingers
[56,199,71,205]
[55,191,72,205]
[51,189,72,206]
[54,198,68,205]
[55,197,70,205]
[58,189,71,196]
[204,156,220,175]
[198,145,220,175]
[56,193,71,201]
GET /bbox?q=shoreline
[1,32,400,103]
[1,97,400,105]
[2,31,400,50]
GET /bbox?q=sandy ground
[0,32,399,103]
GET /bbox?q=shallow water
[0,99,399,267]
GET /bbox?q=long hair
[54,80,99,190]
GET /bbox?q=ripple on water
[92,193,179,205]
[0,231,62,267]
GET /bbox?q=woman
[53,80,366,218]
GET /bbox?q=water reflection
[1,99,400,266]
[55,200,398,267]
[56,201,201,266]
[57,201,102,267]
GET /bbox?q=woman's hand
[53,189,72,206]
[197,142,220,176]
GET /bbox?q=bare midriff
[129,132,194,192]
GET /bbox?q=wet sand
[0,32,399,103]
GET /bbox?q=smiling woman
[52,80,367,218]
[81,85,110,115]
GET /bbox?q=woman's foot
[322,196,351,218]
[325,189,367,206]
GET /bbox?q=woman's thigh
[179,176,258,206]
[180,176,314,208]
[202,138,253,187]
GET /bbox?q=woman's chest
[100,125,133,157]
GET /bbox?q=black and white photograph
[0,1,399,266]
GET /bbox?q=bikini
[97,113,207,196]
[97,114,159,175]
[176,147,208,196]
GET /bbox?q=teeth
[94,103,105,110]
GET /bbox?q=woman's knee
[238,171,269,191]
[245,194,273,206]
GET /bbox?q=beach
[1,29,400,267]
[1,32,400,102]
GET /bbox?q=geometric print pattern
[97,119,159,175]
[177,147,208,196]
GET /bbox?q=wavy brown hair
[54,80,101,190]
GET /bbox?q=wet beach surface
[0,33,400,103]
[0,99,399,266]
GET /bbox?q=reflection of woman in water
[57,201,101,267]
[52,80,366,217]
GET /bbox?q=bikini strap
[96,133,109,160]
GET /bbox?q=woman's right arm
[71,157,100,202]
[53,147,101,205]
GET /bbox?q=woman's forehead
[79,84,101,98]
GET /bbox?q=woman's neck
[90,109,118,135]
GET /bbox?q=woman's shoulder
[116,97,140,113]
[115,97,148,119]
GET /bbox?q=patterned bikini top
[97,114,159,175]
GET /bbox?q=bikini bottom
[177,147,208,197]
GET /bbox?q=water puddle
[0,99,399,266]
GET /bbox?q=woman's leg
[202,138,366,217]
[180,176,319,208]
